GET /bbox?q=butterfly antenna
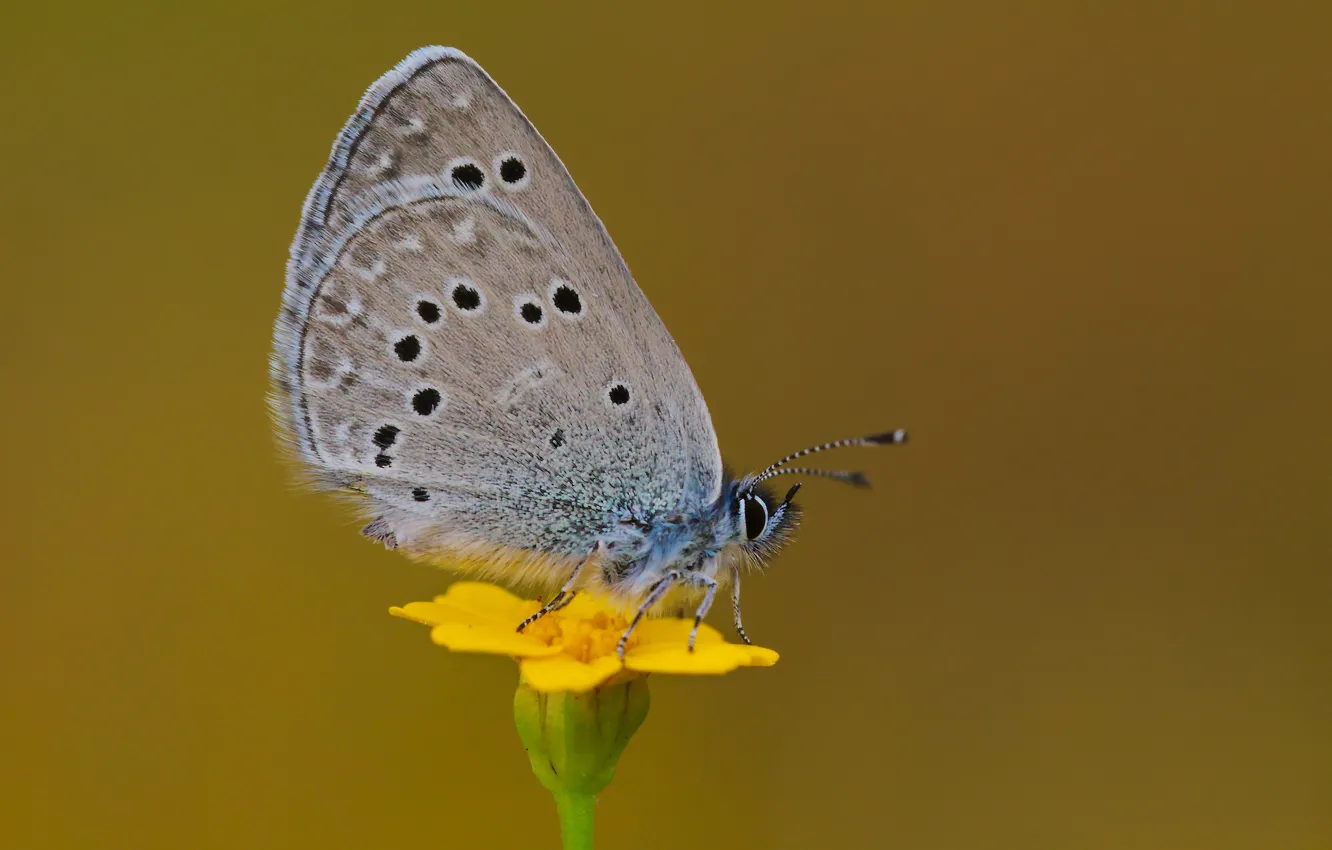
[747,429,908,490]
[760,467,872,487]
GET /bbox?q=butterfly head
[723,429,910,563]
[729,480,801,561]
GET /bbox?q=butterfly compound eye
[741,495,769,541]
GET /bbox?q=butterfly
[271,47,907,656]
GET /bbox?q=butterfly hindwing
[272,48,722,567]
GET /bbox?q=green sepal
[513,676,650,796]
[514,676,650,849]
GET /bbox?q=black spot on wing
[416,300,441,323]
[500,156,526,184]
[373,424,400,449]
[452,283,481,311]
[450,163,484,190]
[552,285,581,315]
[412,388,441,416]
[394,335,421,362]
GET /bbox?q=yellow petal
[558,592,619,620]
[437,581,532,621]
[624,641,758,675]
[632,617,725,647]
[520,654,623,693]
[393,597,532,634]
[430,622,561,658]
[736,645,780,666]
[390,601,456,628]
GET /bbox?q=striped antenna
[747,429,908,490]
[757,467,872,487]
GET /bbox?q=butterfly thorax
[594,502,731,598]
[589,474,798,605]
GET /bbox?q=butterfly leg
[615,569,682,659]
[545,591,578,614]
[517,542,600,633]
[684,571,719,652]
[731,564,752,645]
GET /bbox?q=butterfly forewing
[273,47,721,564]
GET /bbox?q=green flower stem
[514,676,650,850]
[553,791,596,850]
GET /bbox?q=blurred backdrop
[1,2,1329,848]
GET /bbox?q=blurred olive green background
[2,2,1329,848]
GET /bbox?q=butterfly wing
[272,47,721,572]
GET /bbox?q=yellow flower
[390,581,778,693]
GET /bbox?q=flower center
[523,607,635,662]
